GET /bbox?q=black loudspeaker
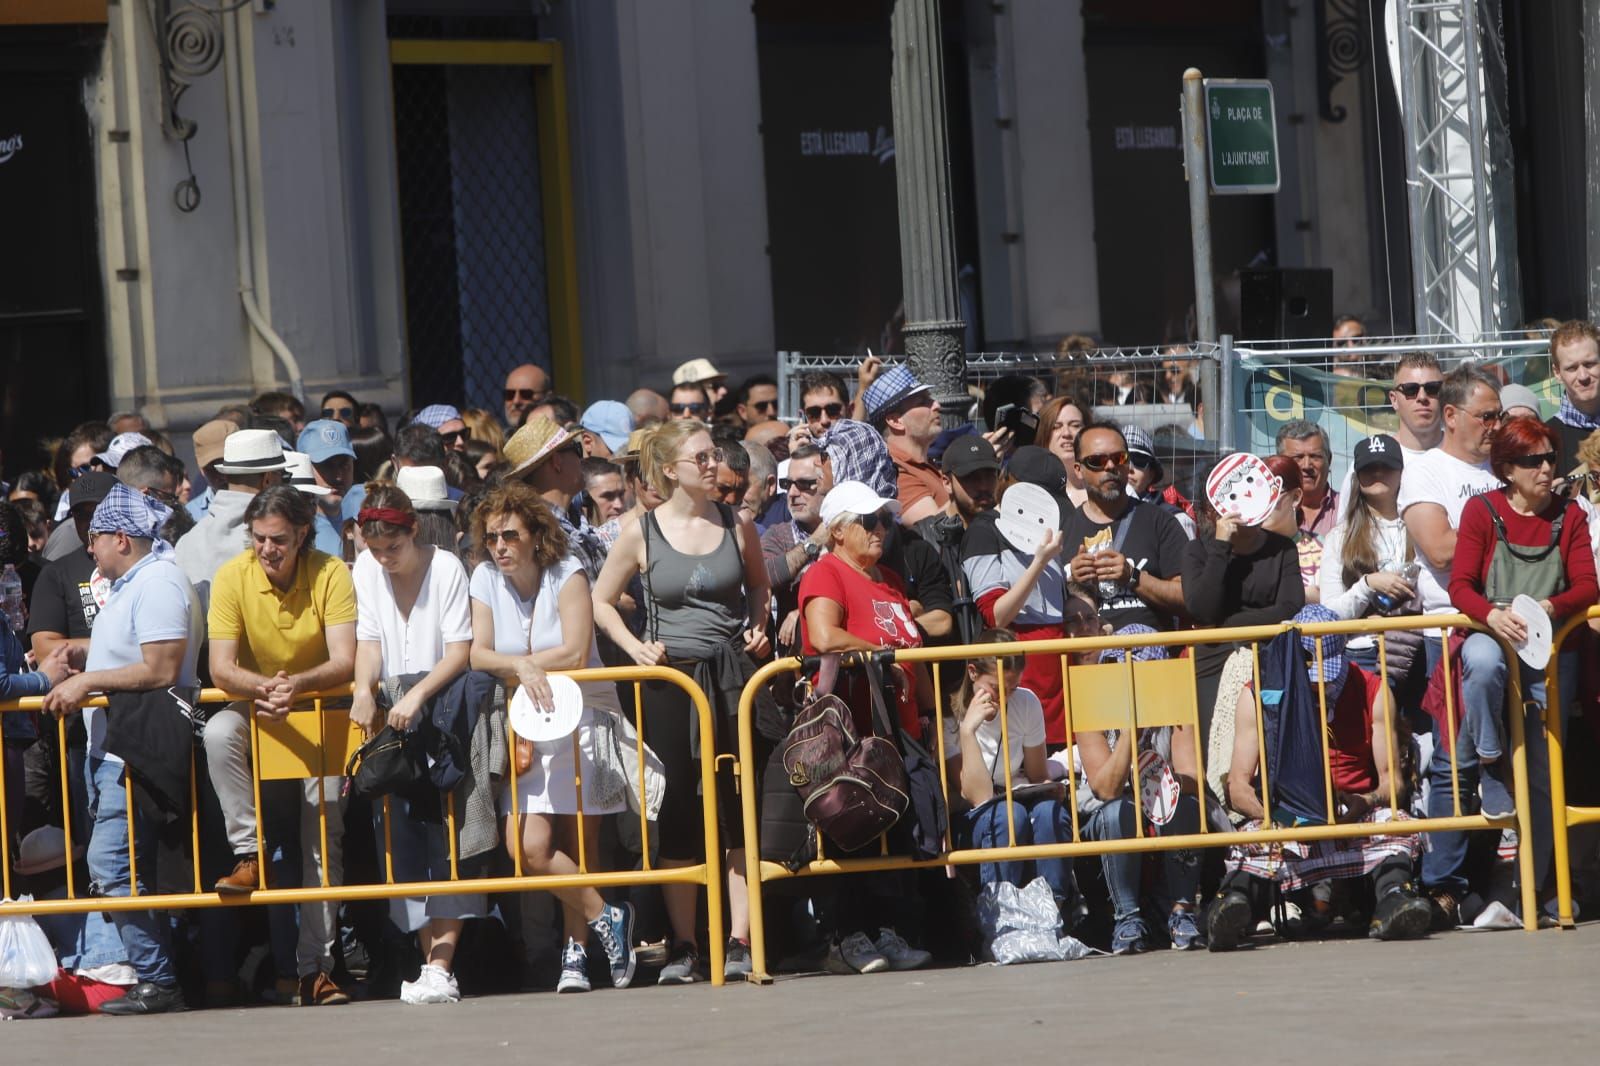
[1239,268,1333,340]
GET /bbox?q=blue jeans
[1081,795,1201,920]
[1422,638,1575,896]
[959,796,1075,903]
[35,886,129,972]
[85,756,175,985]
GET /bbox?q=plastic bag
[0,903,59,988]
[976,878,1102,965]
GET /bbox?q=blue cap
[862,364,931,422]
[297,420,356,464]
[414,404,462,430]
[580,400,634,454]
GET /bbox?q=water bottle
[1092,546,1121,603]
[0,563,22,633]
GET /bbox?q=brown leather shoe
[214,855,264,894]
[299,972,350,1007]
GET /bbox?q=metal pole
[891,0,968,428]
[1218,334,1236,451]
[1182,69,1219,442]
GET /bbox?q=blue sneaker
[1478,771,1515,820]
[1168,907,1203,950]
[1111,913,1149,955]
[589,902,637,989]
[557,939,591,993]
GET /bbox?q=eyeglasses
[781,476,820,493]
[321,406,355,420]
[1079,450,1129,472]
[804,402,844,421]
[1508,451,1557,470]
[1394,381,1443,399]
[1464,407,1507,426]
[482,528,523,545]
[676,448,724,469]
[671,402,709,417]
[854,511,889,534]
[504,388,548,403]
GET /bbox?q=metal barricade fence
[0,665,728,985]
[1542,606,1600,929]
[737,614,1539,985]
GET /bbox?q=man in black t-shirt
[1062,424,1189,631]
[26,472,116,660]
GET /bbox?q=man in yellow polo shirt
[203,484,356,1006]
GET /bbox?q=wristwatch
[803,539,822,562]
[1124,559,1142,586]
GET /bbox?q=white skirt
[500,703,628,817]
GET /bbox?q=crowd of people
[1,325,1598,1016]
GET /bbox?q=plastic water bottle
[0,563,22,632]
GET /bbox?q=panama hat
[214,428,291,475]
[395,465,455,511]
[503,415,576,477]
[283,451,331,496]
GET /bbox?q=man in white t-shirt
[1336,352,1446,501]
[1397,364,1504,652]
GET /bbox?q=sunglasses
[854,511,889,534]
[781,476,821,493]
[804,402,844,421]
[1394,381,1443,399]
[671,402,709,416]
[677,448,725,469]
[1079,450,1129,472]
[147,488,182,508]
[482,528,523,545]
[505,388,547,403]
[749,399,778,414]
[1508,451,1557,470]
[1463,407,1507,426]
[1128,451,1157,471]
[440,428,471,446]
[69,464,92,480]
[322,406,355,420]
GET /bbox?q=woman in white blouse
[350,482,478,1006]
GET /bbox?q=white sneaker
[874,928,930,971]
[400,963,460,1005]
[824,932,889,975]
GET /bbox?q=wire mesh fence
[392,61,553,414]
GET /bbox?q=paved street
[8,924,1597,1064]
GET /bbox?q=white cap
[94,431,152,469]
[283,451,331,496]
[671,357,724,386]
[395,465,455,511]
[818,480,900,527]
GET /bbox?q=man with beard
[1062,423,1188,631]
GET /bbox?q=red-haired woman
[1261,453,1322,603]
[1433,416,1595,908]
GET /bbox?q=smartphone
[995,403,1039,438]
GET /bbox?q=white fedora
[395,465,456,511]
[214,428,291,475]
[283,451,331,496]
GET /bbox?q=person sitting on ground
[203,484,357,1006]
[1209,604,1433,950]
[1077,621,1204,954]
[467,482,637,994]
[946,628,1077,920]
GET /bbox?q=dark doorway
[0,28,107,483]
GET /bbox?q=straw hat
[503,415,574,476]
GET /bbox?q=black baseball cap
[69,472,119,511]
[941,435,1001,477]
[1352,434,1404,473]
[1007,446,1067,494]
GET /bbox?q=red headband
[357,506,415,530]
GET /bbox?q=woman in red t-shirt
[798,483,933,735]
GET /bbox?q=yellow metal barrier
[0,666,727,985]
[737,614,1539,984]
[1543,606,1600,929]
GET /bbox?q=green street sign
[1204,79,1279,195]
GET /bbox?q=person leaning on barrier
[591,418,771,985]
[202,484,357,1006]
[1425,416,1595,922]
[41,484,204,1016]
[1181,461,1304,739]
[1077,623,1205,955]
[796,479,933,977]
[1209,605,1433,950]
[348,482,480,1006]
[465,482,637,995]
[946,628,1077,920]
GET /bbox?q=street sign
[1203,79,1279,195]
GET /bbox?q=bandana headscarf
[88,482,172,542]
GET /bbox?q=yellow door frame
[389,39,583,402]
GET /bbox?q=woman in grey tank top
[594,420,771,984]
